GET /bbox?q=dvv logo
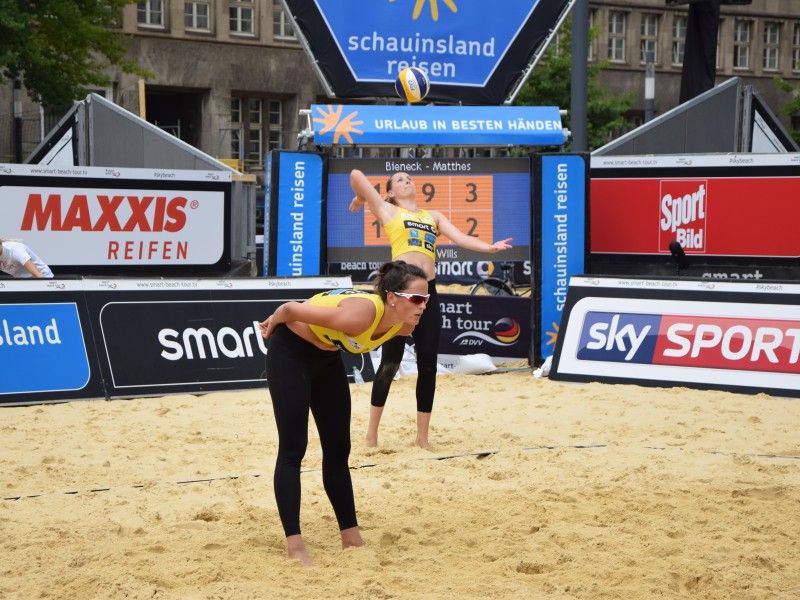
[0,303,90,395]
[577,312,660,363]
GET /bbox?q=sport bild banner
[438,294,531,359]
[589,153,800,280]
[550,276,800,398]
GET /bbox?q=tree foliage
[773,76,800,146]
[514,19,633,151]
[0,0,148,107]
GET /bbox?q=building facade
[590,0,800,130]
[2,0,799,170]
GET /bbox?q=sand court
[2,371,799,599]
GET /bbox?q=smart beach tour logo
[453,316,521,348]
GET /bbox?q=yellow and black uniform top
[384,208,438,261]
[307,289,403,354]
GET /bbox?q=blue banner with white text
[284,0,574,105]
[311,105,564,146]
[271,152,325,276]
[534,153,589,365]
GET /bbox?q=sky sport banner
[0,163,232,275]
[550,276,800,398]
[283,0,573,105]
[310,105,565,146]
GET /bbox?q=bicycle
[469,263,531,296]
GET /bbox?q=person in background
[349,169,512,450]
[0,238,53,278]
[259,260,429,566]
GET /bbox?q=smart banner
[0,276,379,406]
[265,151,326,276]
[0,163,232,275]
[0,280,105,405]
[282,0,573,105]
[310,105,565,146]
[590,153,800,280]
[438,293,531,359]
[533,153,590,366]
[81,277,354,398]
[550,276,800,398]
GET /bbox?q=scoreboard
[326,157,532,265]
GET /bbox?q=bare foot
[286,534,314,567]
[341,526,365,549]
[416,437,435,452]
[365,434,378,448]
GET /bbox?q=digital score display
[326,157,531,265]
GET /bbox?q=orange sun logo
[312,105,364,144]
[545,322,559,346]
[389,0,458,21]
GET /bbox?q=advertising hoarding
[0,164,232,276]
[551,276,800,397]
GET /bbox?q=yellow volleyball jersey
[307,290,403,354]
[384,208,438,260]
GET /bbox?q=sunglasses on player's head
[390,290,431,305]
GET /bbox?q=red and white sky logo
[658,179,707,253]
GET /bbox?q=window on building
[229,0,254,35]
[268,100,282,150]
[230,97,283,169]
[733,20,751,69]
[672,15,687,65]
[640,14,658,63]
[763,22,780,71]
[137,0,164,27]
[273,2,296,39]
[794,23,800,72]
[185,1,210,31]
[608,11,626,62]
[588,9,597,61]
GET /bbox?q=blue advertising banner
[535,154,589,364]
[0,302,91,395]
[311,105,564,146]
[314,0,540,85]
[283,0,574,105]
[274,152,324,276]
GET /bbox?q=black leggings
[370,280,440,413]
[266,324,357,537]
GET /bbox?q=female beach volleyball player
[259,260,428,566]
[349,169,512,450]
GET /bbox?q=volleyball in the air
[395,67,430,103]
